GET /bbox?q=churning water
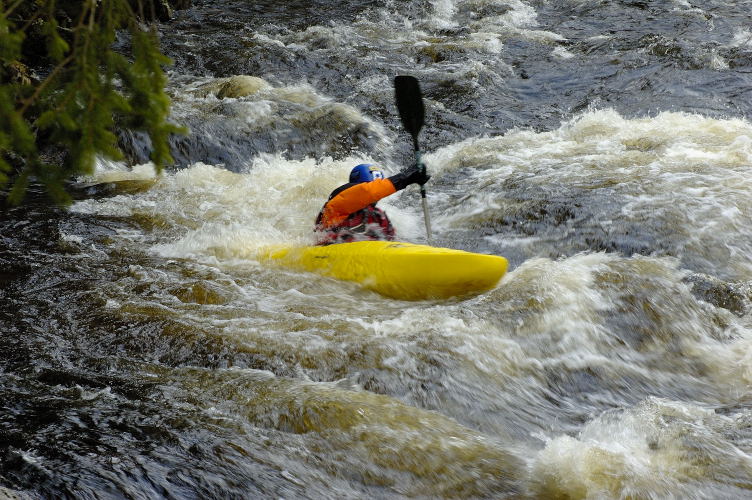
[3,0,752,498]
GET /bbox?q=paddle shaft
[395,75,432,243]
[414,149,432,241]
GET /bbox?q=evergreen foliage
[0,0,184,204]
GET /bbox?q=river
[2,0,752,498]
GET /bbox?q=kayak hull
[259,241,508,300]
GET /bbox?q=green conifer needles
[0,0,184,204]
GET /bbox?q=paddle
[394,75,432,242]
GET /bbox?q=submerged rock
[73,179,158,200]
[685,273,752,316]
[217,75,271,98]
[192,75,271,99]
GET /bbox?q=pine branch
[2,0,186,205]
[2,0,26,18]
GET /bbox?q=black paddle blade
[394,75,424,144]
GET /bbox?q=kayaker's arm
[320,167,431,228]
[387,165,430,190]
[321,178,396,227]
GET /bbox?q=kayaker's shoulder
[327,182,358,200]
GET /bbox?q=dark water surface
[3,0,752,498]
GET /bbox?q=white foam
[552,46,575,59]
[729,29,752,49]
[530,397,752,498]
[72,156,424,262]
[425,108,752,280]
[244,0,557,85]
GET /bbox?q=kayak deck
[258,241,508,300]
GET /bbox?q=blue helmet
[349,164,384,183]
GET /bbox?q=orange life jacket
[315,178,397,245]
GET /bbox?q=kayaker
[314,163,430,245]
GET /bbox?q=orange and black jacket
[314,172,415,245]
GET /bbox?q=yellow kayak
[258,241,508,300]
